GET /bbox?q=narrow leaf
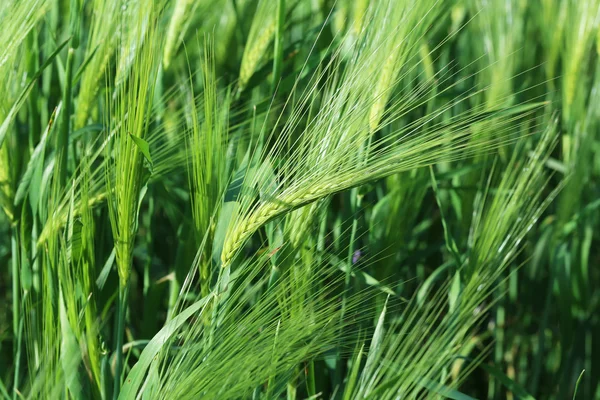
[118,295,213,400]
[59,290,86,399]
[14,105,60,208]
[129,133,153,169]
[0,37,69,149]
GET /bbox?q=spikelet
[332,1,348,34]
[562,0,600,122]
[369,51,399,132]
[287,203,320,249]
[220,97,541,268]
[222,174,369,267]
[163,0,193,69]
[366,1,430,132]
[238,0,277,91]
[74,0,119,129]
[419,42,435,82]
[353,0,369,36]
[107,0,161,286]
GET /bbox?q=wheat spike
[369,51,399,132]
[238,0,277,91]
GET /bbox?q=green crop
[0,0,598,399]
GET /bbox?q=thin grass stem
[113,282,129,399]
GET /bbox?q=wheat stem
[113,282,129,399]
[57,47,74,188]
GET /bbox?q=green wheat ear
[163,0,193,69]
[238,0,277,92]
[75,0,120,129]
[104,0,164,395]
[0,0,590,398]
[107,1,161,287]
[187,35,228,298]
[219,0,545,268]
[562,0,600,124]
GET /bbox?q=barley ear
[238,0,277,92]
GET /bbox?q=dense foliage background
[0,0,598,398]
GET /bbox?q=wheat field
[0,0,598,399]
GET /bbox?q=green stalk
[491,286,506,400]
[286,367,297,400]
[26,31,40,146]
[530,266,555,394]
[305,360,316,397]
[0,377,9,400]
[271,0,285,95]
[57,47,75,188]
[10,225,20,399]
[343,190,362,313]
[13,319,23,400]
[166,278,180,322]
[341,127,373,317]
[113,282,129,399]
[10,225,19,347]
[333,188,362,390]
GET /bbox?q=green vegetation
[0,0,598,398]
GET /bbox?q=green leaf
[365,375,477,400]
[129,134,153,170]
[141,361,160,400]
[67,182,83,264]
[118,295,213,400]
[361,297,388,386]
[270,0,285,94]
[59,290,87,399]
[0,37,69,149]
[134,184,149,232]
[14,105,60,210]
[96,249,116,290]
[448,270,462,313]
[479,362,535,400]
[73,44,99,83]
[0,377,9,400]
[37,159,56,222]
[71,123,104,142]
[343,343,365,400]
[430,167,462,267]
[19,205,32,292]
[417,261,452,306]
[421,378,477,400]
[573,369,585,400]
[459,357,535,400]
